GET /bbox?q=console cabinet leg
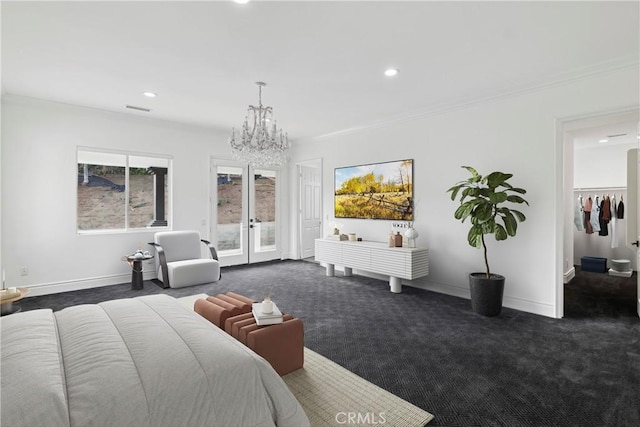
[326,263,335,277]
[390,276,402,293]
[343,267,353,277]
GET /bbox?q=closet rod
[573,186,627,191]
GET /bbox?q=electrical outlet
[19,266,28,276]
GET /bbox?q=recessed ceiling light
[233,0,250,4]
[384,68,399,77]
[598,139,608,143]
[143,91,157,98]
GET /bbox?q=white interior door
[299,164,322,259]
[627,147,639,318]
[211,159,281,267]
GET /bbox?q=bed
[0,294,310,427]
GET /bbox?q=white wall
[290,65,640,318]
[575,142,636,188]
[1,96,238,295]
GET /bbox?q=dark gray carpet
[15,260,640,427]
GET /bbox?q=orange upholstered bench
[194,292,256,328]
[194,292,304,376]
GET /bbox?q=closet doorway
[562,111,639,319]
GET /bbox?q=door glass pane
[217,166,244,253]
[254,169,276,252]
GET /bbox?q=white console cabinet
[314,238,429,293]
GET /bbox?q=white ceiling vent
[126,105,151,112]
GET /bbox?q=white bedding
[0,294,309,427]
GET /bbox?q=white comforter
[0,294,309,427]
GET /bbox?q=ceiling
[2,1,639,143]
[572,119,639,150]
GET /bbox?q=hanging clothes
[617,196,625,219]
[590,196,601,233]
[598,196,609,236]
[611,195,619,248]
[574,195,584,231]
[583,196,594,234]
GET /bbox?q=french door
[210,159,281,266]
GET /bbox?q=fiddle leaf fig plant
[447,166,529,278]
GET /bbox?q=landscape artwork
[334,159,413,220]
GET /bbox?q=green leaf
[506,195,529,205]
[500,181,514,189]
[488,192,508,204]
[481,220,496,234]
[486,172,513,188]
[474,203,493,221]
[462,166,478,179]
[509,187,527,194]
[511,209,526,222]
[467,226,483,248]
[495,224,508,240]
[447,185,461,201]
[454,202,475,221]
[502,211,517,236]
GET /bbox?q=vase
[404,227,419,248]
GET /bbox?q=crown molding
[313,55,640,141]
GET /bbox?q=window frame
[76,147,173,235]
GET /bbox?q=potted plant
[447,166,529,316]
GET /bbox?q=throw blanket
[1,294,309,427]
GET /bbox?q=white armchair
[148,230,221,289]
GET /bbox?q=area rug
[284,348,434,427]
[179,294,434,426]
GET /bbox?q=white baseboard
[404,279,556,318]
[23,271,157,297]
[563,267,576,283]
[319,265,558,318]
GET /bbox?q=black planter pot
[468,273,505,317]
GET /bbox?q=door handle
[632,241,639,247]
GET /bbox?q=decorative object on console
[447,166,529,317]
[229,82,290,167]
[404,224,419,248]
[348,233,357,241]
[334,159,413,220]
[327,234,348,241]
[394,232,403,247]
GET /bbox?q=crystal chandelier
[229,82,290,167]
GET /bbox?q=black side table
[126,254,154,290]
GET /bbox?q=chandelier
[229,82,290,167]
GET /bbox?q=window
[77,148,171,232]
